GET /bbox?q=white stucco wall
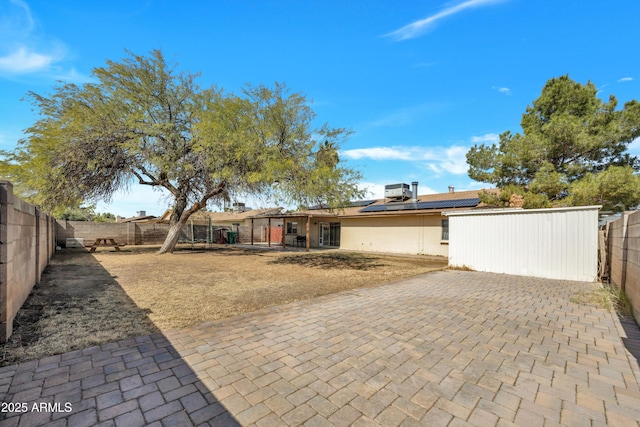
[339,215,448,256]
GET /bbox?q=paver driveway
[1,270,640,426]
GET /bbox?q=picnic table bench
[87,238,125,253]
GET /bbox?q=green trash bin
[227,231,237,244]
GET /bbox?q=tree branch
[132,170,157,186]
[183,181,227,219]
[131,161,180,198]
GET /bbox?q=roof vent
[448,186,455,193]
[384,183,411,200]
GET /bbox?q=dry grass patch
[1,245,446,366]
[447,264,474,271]
[571,283,633,317]
[98,246,446,330]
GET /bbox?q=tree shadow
[1,249,159,363]
[171,246,264,256]
[269,252,387,270]
[617,313,640,370]
[0,248,240,425]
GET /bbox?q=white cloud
[0,46,57,73]
[53,67,93,83]
[492,86,511,95]
[357,182,386,199]
[423,146,469,175]
[0,1,74,78]
[343,144,470,176]
[385,0,507,41]
[618,77,634,83]
[1,0,35,36]
[470,133,499,144]
[342,147,413,161]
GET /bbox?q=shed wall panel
[448,207,599,282]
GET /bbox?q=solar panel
[349,199,377,207]
[359,198,480,213]
[308,204,329,210]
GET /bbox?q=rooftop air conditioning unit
[384,183,411,199]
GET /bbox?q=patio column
[306,216,310,252]
[251,218,254,245]
[282,217,286,248]
[268,217,271,247]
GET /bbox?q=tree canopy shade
[466,75,640,211]
[0,50,363,253]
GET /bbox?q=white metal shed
[444,205,601,282]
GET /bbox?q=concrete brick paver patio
[1,270,640,426]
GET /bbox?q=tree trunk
[156,183,225,254]
[157,219,186,254]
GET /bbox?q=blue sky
[1,0,639,217]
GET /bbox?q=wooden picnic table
[88,238,124,253]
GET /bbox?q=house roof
[118,215,158,223]
[249,188,498,219]
[158,207,284,223]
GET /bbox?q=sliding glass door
[318,222,340,247]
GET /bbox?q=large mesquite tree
[2,50,362,253]
[466,75,640,211]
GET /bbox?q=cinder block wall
[56,221,129,245]
[608,215,626,287]
[0,181,56,342]
[607,211,640,324]
[626,213,640,323]
[136,223,171,245]
[55,221,243,245]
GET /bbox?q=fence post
[598,228,607,281]
[621,214,629,292]
[35,206,41,284]
[46,211,50,263]
[0,181,10,341]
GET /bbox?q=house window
[441,219,449,241]
[286,221,298,234]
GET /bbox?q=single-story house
[116,214,158,223]
[249,182,497,256]
[157,206,284,243]
[157,206,282,227]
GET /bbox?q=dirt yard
[1,245,447,366]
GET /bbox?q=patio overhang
[248,211,339,252]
